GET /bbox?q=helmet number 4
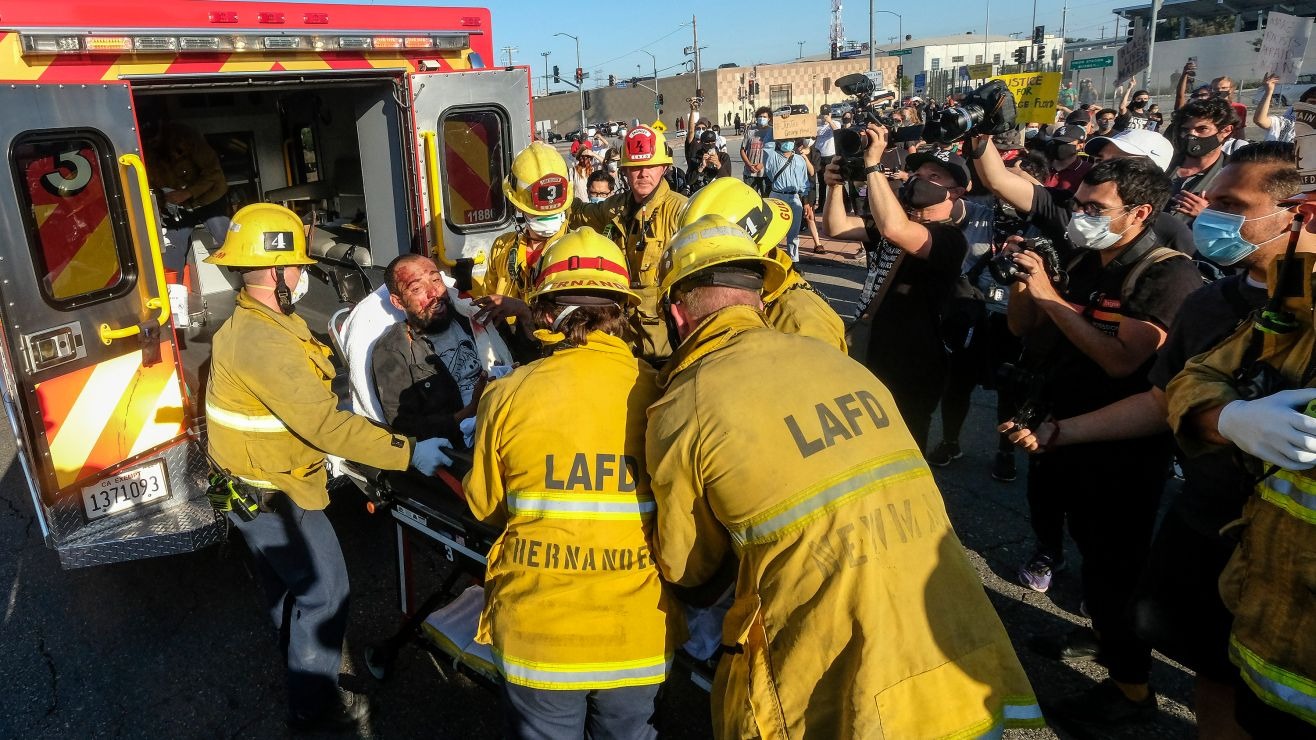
[264,231,295,252]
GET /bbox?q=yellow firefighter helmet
[204,203,314,267]
[620,125,673,167]
[529,227,640,306]
[679,178,793,256]
[659,214,788,298]
[502,141,573,217]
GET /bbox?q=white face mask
[606,162,619,173]
[1066,212,1127,251]
[289,268,309,303]
[587,128,597,137]
[526,212,565,237]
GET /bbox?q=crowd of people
[198,59,1316,739]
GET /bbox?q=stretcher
[327,290,717,694]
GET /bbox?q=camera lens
[834,128,866,158]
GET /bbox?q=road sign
[1070,56,1114,71]
[913,72,927,94]
[967,63,994,79]
[887,48,912,56]
[650,119,667,133]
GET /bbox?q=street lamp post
[554,32,586,135]
[873,10,903,98]
[640,49,659,115]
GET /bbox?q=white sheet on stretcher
[340,274,514,423]
[420,584,500,683]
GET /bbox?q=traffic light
[896,64,904,79]
[1033,25,1045,44]
[657,93,664,105]
[575,67,583,84]
[1013,47,1026,65]
[552,65,560,83]
[583,90,592,110]
[1035,44,1046,60]
[608,74,616,86]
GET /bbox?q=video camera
[832,72,900,181]
[924,79,1017,144]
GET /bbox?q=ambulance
[0,1,533,567]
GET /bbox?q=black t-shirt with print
[1148,274,1267,535]
[1115,110,1159,132]
[859,221,967,375]
[1026,228,1205,419]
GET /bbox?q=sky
[286,1,1140,84]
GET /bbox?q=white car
[1253,73,1316,107]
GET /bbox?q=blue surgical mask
[779,141,796,152]
[1192,207,1289,265]
[588,195,607,204]
[757,116,769,127]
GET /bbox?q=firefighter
[571,124,688,365]
[464,227,683,739]
[646,215,1041,739]
[472,141,573,333]
[204,203,452,732]
[678,178,846,351]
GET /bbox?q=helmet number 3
[264,231,295,252]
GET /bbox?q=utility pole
[640,50,659,115]
[1059,0,1068,74]
[692,16,703,96]
[554,32,586,135]
[1145,0,1162,92]
[540,51,550,97]
[983,0,990,64]
[797,41,805,59]
[500,45,518,68]
[868,0,875,72]
[1029,0,1038,67]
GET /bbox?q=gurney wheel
[365,644,393,681]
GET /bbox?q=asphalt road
[0,143,1200,738]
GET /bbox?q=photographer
[1000,156,1204,728]
[684,129,731,195]
[822,123,968,450]
[1002,143,1302,738]
[740,106,774,192]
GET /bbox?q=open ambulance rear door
[411,67,533,272]
[0,83,222,568]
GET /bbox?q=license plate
[81,460,171,522]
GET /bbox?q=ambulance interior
[132,77,415,308]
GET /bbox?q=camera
[997,363,1049,430]
[832,72,899,181]
[924,79,1017,144]
[989,236,1063,286]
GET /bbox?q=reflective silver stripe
[1231,636,1316,724]
[205,402,287,433]
[729,451,927,548]
[238,476,278,490]
[1260,474,1316,524]
[493,650,671,689]
[506,491,655,520]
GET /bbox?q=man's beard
[409,298,453,334]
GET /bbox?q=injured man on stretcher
[340,254,523,465]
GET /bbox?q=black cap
[905,149,970,188]
[1065,109,1091,125]
[699,130,718,145]
[1051,124,1087,143]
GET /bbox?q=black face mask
[898,177,949,210]
[1097,120,1114,132]
[1129,99,1147,111]
[1046,140,1078,161]
[1183,133,1222,158]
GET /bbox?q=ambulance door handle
[101,153,171,345]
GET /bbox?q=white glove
[460,416,477,449]
[1217,389,1316,470]
[410,437,454,476]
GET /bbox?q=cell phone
[1186,56,1197,83]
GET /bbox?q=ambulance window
[440,109,509,230]
[11,131,135,307]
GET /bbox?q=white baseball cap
[1084,129,1174,173]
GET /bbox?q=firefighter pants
[230,493,350,719]
[1027,438,1168,684]
[500,681,661,740]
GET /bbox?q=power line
[582,23,691,70]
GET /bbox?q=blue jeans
[164,215,229,275]
[230,494,349,719]
[501,681,661,740]
[772,191,802,262]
